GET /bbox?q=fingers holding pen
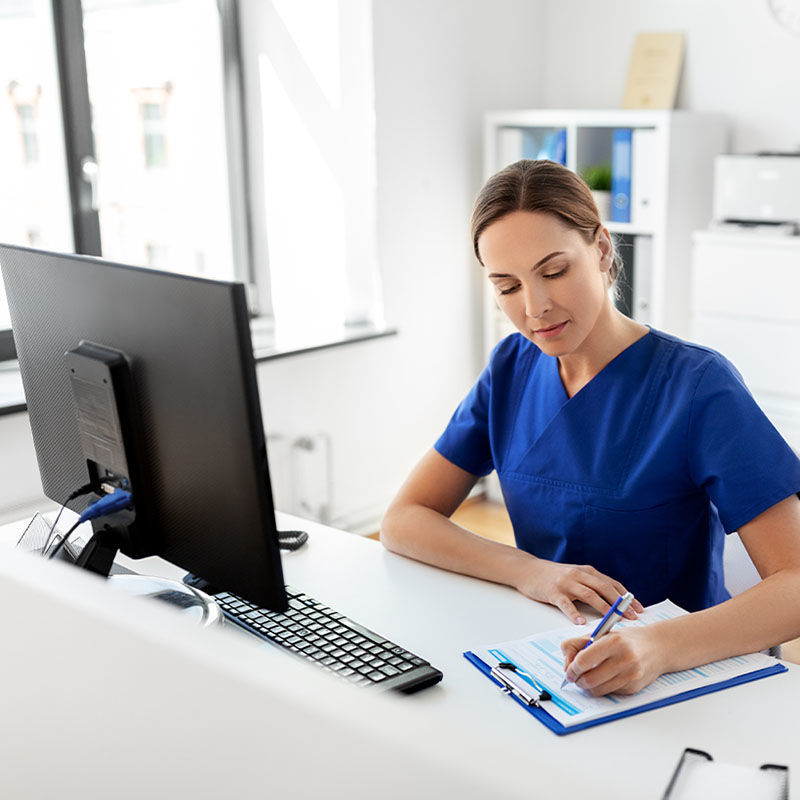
[561,628,662,696]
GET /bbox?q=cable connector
[78,488,134,524]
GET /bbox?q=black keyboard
[214,586,443,693]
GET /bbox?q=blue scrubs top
[434,328,800,612]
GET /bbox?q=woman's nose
[523,282,550,319]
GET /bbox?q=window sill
[250,320,397,362]
[0,321,397,416]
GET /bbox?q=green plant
[580,163,612,192]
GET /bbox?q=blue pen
[560,591,635,689]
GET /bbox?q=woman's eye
[498,285,520,295]
[542,267,567,279]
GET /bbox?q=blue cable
[47,488,133,560]
[77,487,133,523]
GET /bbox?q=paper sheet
[469,599,778,728]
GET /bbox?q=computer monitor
[0,243,287,611]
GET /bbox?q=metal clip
[490,661,550,707]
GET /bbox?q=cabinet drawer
[692,239,800,321]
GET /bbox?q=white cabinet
[691,231,800,453]
[481,110,728,359]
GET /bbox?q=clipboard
[464,605,789,736]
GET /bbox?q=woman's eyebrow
[487,251,565,279]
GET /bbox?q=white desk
[1,512,797,798]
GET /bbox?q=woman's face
[478,210,613,358]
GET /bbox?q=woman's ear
[597,227,613,272]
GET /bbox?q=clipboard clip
[490,661,552,707]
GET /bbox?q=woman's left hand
[560,626,667,696]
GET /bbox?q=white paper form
[469,600,779,729]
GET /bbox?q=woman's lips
[534,321,568,339]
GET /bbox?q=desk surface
[2,512,798,798]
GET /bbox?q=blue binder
[463,649,787,736]
[535,128,567,166]
[611,128,632,223]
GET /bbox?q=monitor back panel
[0,244,285,608]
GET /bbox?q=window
[1,0,384,363]
[0,1,73,360]
[15,99,39,163]
[138,95,169,168]
[145,241,169,269]
[249,0,383,347]
[81,0,240,282]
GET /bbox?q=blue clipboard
[463,650,787,736]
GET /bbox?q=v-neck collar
[504,329,663,491]
[555,328,652,400]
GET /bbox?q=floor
[372,495,800,664]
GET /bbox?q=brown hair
[470,159,621,284]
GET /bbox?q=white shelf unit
[481,109,729,359]
[691,230,800,454]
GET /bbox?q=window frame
[1,0,257,363]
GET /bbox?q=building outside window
[15,99,39,163]
[139,96,168,168]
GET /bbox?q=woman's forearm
[380,503,535,590]
[381,502,644,624]
[655,568,800,672]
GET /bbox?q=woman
[380,159,800,697]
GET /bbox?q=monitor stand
[106,573,224,629]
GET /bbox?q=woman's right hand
[514,558,644,624]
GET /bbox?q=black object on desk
[213,586,443,694]
[183,562,443,694]
[662,748,788,800]
[277,529,308,551]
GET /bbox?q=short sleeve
[688,356,800,532]
[434,357,495,478]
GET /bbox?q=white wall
[538,0,800,153]
[0,412,51,525]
